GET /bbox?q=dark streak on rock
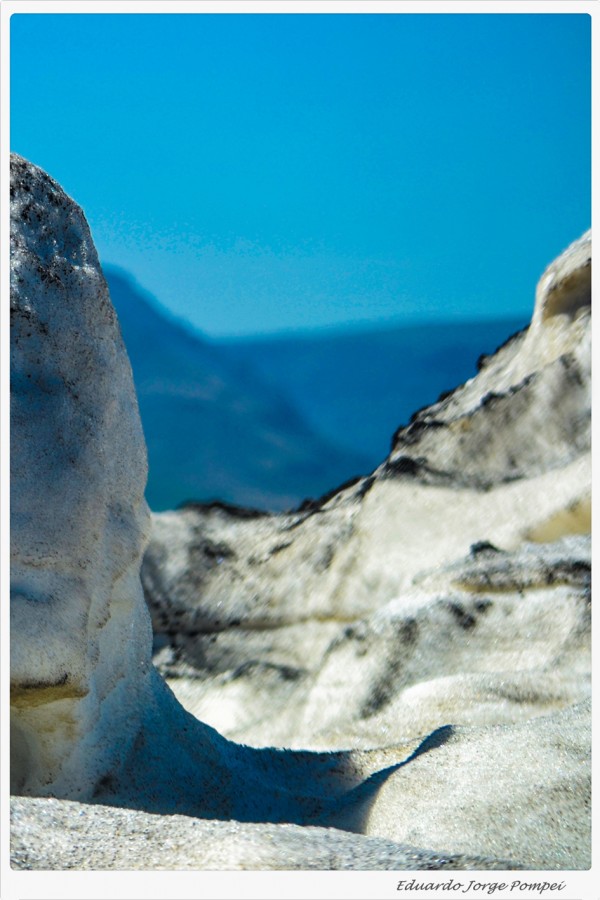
[383,456,426,477]
[294,474,364,514]
[270,541,292,556]
[392,417,447,448]
[446,601,478,630]
[476,325,529,372]
[179,499,270,520]
[470,541,502,556]
[227,661,304,683]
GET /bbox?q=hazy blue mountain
[216,317,529,462]
[106,265,528,512]
[105,267,371,512]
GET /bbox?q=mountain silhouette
[105,266,371,512]
[216,317,528,461]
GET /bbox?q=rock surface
[10,155,591,871]
[10,153,155,800]
[142,231,591,869]
[10,796,520,871]
[143,233,591,754]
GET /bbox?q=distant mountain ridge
[105,266,371,512]
[106,265,528,512]
[216,316,529,461]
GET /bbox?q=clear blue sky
[11,12,590,337]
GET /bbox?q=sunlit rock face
[384,228,591,487]
[10,154,154,798]
[143,233,591,754]
[138,231,591,869]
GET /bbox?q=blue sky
[10,12,591,337]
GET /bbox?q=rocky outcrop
[142,232,591,752]
[10,154,591,871]
[142,226,590,652]
[10,153,155,800]
[9,155,401,833]
[384,229,591,488]
[141,231,591,869]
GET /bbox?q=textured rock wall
[142,232,591,756]
[10,155,154,800]
[139,230,591,869]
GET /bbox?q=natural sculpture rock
[10,154,591,870]
[10,153,154,799]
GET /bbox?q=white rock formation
[141,231,591,758]
[10,154,155,799]
[10,154,591,871]
[383,228,591,488]
[139,230,591,869]
[142,220,591,651]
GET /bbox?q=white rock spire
[10,153,154,798]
